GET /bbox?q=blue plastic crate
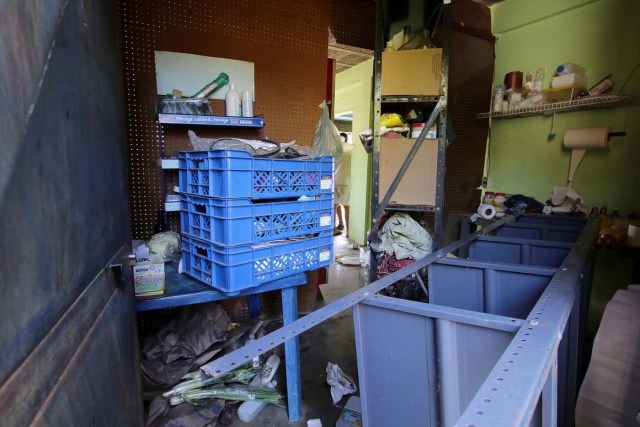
[181,233,333,293]
[178,150,334,199]
[180,194,334,246]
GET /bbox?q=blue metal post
[247,294,261,318]
[282,286,302,421]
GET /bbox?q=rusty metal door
[0,1,141,425]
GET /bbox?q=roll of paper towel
[563,127,613,185]
[477,203,497,219]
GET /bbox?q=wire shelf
[476,94,633,119]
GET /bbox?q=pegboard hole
[490,387,498,391]
[496,377,503,381]
[483,398,491,403]
[476,411,484,416]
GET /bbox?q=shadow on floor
[225,235,368,426]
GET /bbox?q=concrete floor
[225,234,369,426]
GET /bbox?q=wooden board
[379,137,438,206]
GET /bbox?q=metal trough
[354,214,595,426]
[201,214,597,426]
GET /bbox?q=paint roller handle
[608,131,626,138]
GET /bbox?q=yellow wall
[488,0,640,214]
[335,59,373,245]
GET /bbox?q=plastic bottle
[533,68,545,94]
[482,191,495,205]
[555,63,585,76]
[225,83,241,117]
[237,355,281,423]
[237,380,277,423]
[241,90,253,117]
[401,25,411,48]
[192,72,229,98]
[493,192,506,210]
[493,87,504,113]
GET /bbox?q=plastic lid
[412,123,426,128]
[496,192,506,196]
[485,191,494,194]
[230,83,235,90]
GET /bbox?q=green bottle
[192,72,229,98]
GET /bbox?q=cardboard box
[382,49,442,96]
[551,73,587,88]
[542,85,585,104]
[379,137,438,205]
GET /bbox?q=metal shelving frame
[369,0,451,281]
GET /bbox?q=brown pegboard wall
[119,0,329,239]
[440,1,494,246]
[329,0,375,50]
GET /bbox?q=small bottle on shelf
[225,83,241,117]
[482,191,495,205]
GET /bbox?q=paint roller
[563,127,626,187]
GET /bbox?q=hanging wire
[617,61,640,95]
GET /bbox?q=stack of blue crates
[178,149,335,294]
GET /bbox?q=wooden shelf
[476,94,633,119]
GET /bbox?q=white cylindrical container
[493,92,503,112]
[241,90,253,117]
[482,191,495,205]
[411,123,425,138]
[225,83,241,117]
[237,380,277,422]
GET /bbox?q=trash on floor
[147,361,284,426]
[336,255,361,266]
[140,302,231,391]
[237,355,281,422]
[336,395,362,427]
[326,362,357,404]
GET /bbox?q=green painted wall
[335,59,373,245]
[489,0,640,214]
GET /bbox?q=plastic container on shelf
[178,150,334,199]
[482,191,495,205]
[180,194,334,245]
[241,90,253,117]
[225,83,241,117]
[411,123,425,138]
[181,232,333,293]
[555,63,585,76]
[492,192,507,210]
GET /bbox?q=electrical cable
[617,61,640,95]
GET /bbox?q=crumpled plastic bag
[380,113,406,128]
[326,362,357,404]
[148,232,181,262]
[312,101,343,161]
